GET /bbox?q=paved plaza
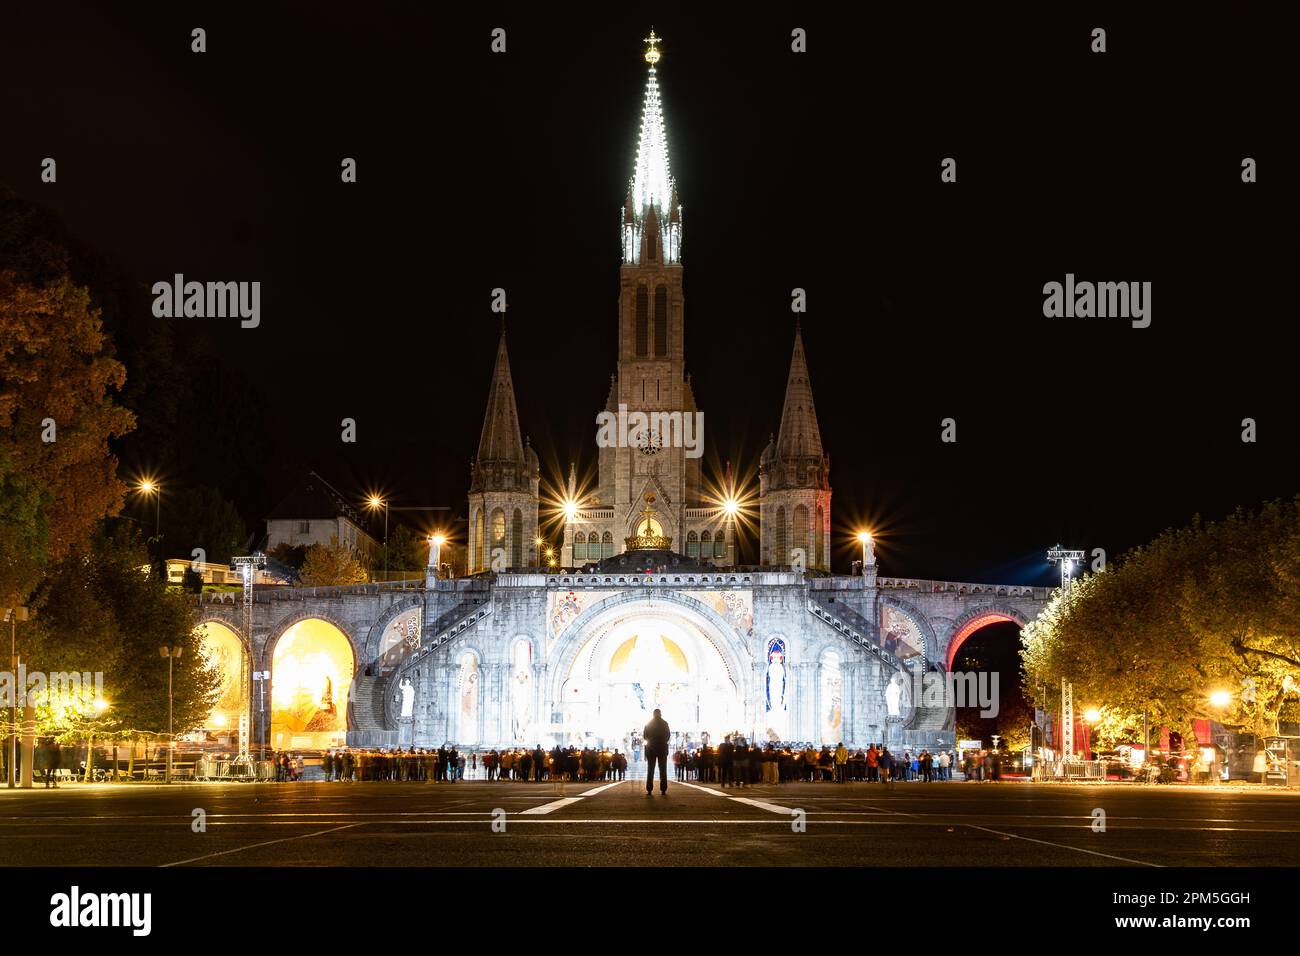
[3,779,1297,867]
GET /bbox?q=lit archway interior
[271,619,355,750]
[561,611,739,749]
[195,621,245,741]
[947,612,1021,670]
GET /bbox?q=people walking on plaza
[938,750,950,781]
[643,708,671,795]
[834,742,848,783]
[35,738,59,788]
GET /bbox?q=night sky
[3,4,1295,581]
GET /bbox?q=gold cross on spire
[643,28,661,65]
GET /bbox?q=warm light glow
[196,621,244,733]
[722,496,740,517]
[1083,707,1102,723]
[856,531,872,544]
[429,533,447,547]
[137,478,158,495]
[271,618,354,751]
[366,495,384,510]
[93,698,109,713]
[562,499,579,522]
[1209,689,1232,708]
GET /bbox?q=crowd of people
[304,745,633,782]
[266,738,1010,785]
[669,739,963,785]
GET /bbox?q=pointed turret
[475,329,525,466]
[467,327,539,572]
[775,321,824,460]
[759,322,832,570]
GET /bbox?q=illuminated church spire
[624,28,682,264]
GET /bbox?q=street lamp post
[159,645,182,783]
[856,531,875,578]
[137,479,161,537]
[367,496,390,579]
[253,670,270,759]
[427,534,446,581]
[6,607,31,789]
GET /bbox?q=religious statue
[885,671,911,717]
[766,646,787,715]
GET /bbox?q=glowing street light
[856,531,875,573]
[365,494,390,578]
[1209,689,1232,709]
[427,533,447,577]
[135,478,161,541]
[1083,707,1102,724]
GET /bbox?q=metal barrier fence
[1035,759,1107,781]
[204,759,275,781]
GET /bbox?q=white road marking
[676,781,728,798]
[678,780,799,815]
[518,780,622,815]
[729,797,800,815]
[519,797,582,815]
[159,823,360,867]
[962,823,1163,867]
[862,803,1163,867]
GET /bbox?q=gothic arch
[362,595,424,664]
[878,594,940,666]
[943,604,1033,669]
[262,610,360,670]
[194,611,252,656]
[545,590,750,708]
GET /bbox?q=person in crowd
[35,738,59,788]
[834,742,848,783]
[643,708,671,795]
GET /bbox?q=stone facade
[192,570,1050,752]
[191,44,1053,756]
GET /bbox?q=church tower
[561,30,733,568]
[467,328,540,571]
[759,322,832,570]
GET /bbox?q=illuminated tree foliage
[0,269,135,607]
[1022,497,1300,742]
[299,536,369,587]
[23,527,220,741]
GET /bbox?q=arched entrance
[270,618,356,750]
[946,607,1034,757]
[946,607,1029,669]
[194,620,245,745]
[551,592,748,749]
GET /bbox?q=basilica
[195,35,1050,756]
[465,32,829,577]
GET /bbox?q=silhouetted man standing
[643,709,670,795]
